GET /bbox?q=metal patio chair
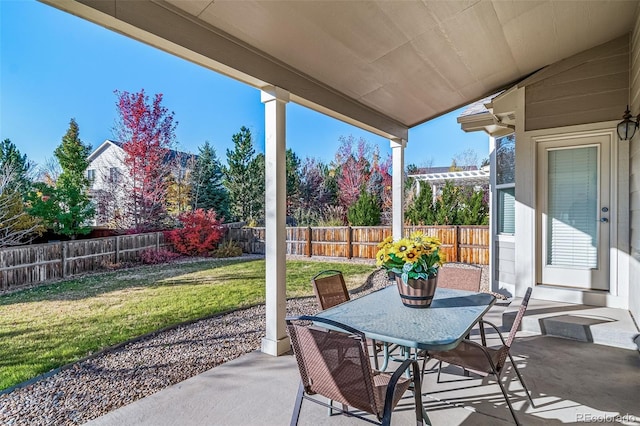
[311,269,382,371]
[311,270,351,310]
[425,287,535,425]
[287,316,425,426]
[437,262,482,292]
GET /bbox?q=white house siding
[86,142,129,227]
[629,7,640,321]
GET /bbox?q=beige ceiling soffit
[40,0,407,140]
[290,95,407,141]
[517,34,630,88]
[457,112,494,133]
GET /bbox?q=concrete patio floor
[87,305,640,426]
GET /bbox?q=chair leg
[495,373,521,426]
[372,339,379,370]
[290,381,304,426]
[436,360,443,383]
[507,353,536,408]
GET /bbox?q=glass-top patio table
[314,285,495,425]
[315,285,496,352]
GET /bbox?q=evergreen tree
[224,127,264,222]
[458,187,489,225]
[347,191,381,226]
[405,184,436,225]
[434,181,460,225]
[248,153,265,222]
[0,139,31,192]
[285,148,301,216]
[1,141,42,246]
[52,119,94,237]
[190,141,230,220]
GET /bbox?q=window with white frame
[495,134,515,235]
[87,169,95,182]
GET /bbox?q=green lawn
[0,258,374,390]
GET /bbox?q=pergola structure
[39,0,640,356]
[410,169,490,204]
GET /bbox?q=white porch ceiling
[43,0,639,139]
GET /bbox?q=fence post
[347,226,352,259]
[61,242,67,278]
[306,226,312,257]
[115,235,120,264]
[455,225,461,262]
[156,232,160,252]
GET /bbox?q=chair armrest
[479,319,508,346]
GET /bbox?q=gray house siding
[525,35,629,131]
[494,240,516,292]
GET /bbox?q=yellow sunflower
[375,247,390,267]
[377,236,393,249]
[403,247,421,263]
[410,231,427,245]
[390,238,412,258]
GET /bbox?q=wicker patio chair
[437,262,482,292]
[311,270,382,371]
[312,270,351,310]
[426,287,535,425]
[287,315,425,426]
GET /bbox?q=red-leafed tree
[165,208,224,256]
[114,89,177,232]
[335,135,371,209]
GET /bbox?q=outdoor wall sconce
[617,105,639,140]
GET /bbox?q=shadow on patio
[86,307,640,426]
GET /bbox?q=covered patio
[85,303,640,425]
[33,1,640,424]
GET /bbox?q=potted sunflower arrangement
[376,231,443,308]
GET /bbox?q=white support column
[260,86,290,356]
[390,138,406,240]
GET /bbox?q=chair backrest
[286,316,381,416]
[497,287,533,369]
[312,270,350,310]
[437,263,482,292]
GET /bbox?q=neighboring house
[86,140,194,227]
[457,34,636,317]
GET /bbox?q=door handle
[600,217,609,223]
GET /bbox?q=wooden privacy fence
[0,232,167,293]
[227,225,489,265]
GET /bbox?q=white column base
[261,336,291,356]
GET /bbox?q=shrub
[347,191,381,226]
[319,205,346,226]
[140,248,180,264]
[165,209,224,256]
[213,240,243,258]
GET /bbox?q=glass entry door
[537,135,610,290]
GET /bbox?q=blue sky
[0,0,488,170]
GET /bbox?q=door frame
[528,126,626,307]
[536,137,610,291]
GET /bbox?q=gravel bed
[0,262,490,426]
